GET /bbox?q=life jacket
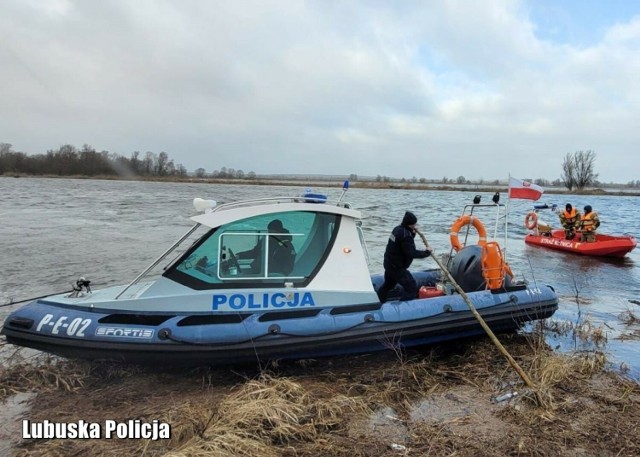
[581,212,598,232]
[562,208,578,224]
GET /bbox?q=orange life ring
[524,212,538,230]
[481,241,506,290]
[450,215,487,252]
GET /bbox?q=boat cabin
[160,197,377,300]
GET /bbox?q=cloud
[0,0,639,182]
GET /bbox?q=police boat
[2,184,558,365]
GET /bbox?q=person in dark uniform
[376,211,431,303]
[237,219,295,275]
[265,219,295,275]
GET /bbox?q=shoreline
[2,332,639,456]
[3,173,640,197]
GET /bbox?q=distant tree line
[0,143,256,179]
[2,143,635,188]
[0,143,189,177]
[195,166,256,180]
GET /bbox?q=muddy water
[0,392,37,454]
[1,177,639,378]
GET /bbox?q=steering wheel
[227,248,241,270]
[183,254,197,269]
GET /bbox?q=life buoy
[450,215,487,252]
[481,241,506,290]
[524,212,538,230]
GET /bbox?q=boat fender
[481,241,508,290]
[524,212,538,230]
[504,262,514,280]
[450,215,488,252]
[268,324,280,334]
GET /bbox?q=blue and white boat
[2,184,558,365]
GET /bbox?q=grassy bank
[2,326,639,456]
[4,173,640,196]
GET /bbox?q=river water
[1,177,639,379]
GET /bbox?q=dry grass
[617,309,640,342]
[4,330,640,457]
[545,316,608,346]
[0,355,91,400]
[619,309,640,325]
[618,328,640,341]
[168,373,371,456]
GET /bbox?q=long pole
[415,227,543,406]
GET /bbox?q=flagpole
[505,174,510,264]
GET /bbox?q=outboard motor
[448,245,486,292]
[449,245,515,292]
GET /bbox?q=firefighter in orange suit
[579,205,600,242]
[558,203,580,240]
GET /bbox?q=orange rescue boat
[525,229,637,258]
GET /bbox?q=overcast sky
[1,1,639,182]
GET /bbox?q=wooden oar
[414,227,543,406]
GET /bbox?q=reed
[166,373,370,457]
[0,355,90,400]
[7,329,640,456]
[619,309,640,325]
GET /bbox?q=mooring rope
[1,291,73,308]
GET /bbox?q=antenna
[337,180,349,205]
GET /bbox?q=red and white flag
[508,177,544,201]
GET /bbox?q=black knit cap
[268,219,283,231]
[402,211,418,226]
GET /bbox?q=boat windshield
[165,211,340,289]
